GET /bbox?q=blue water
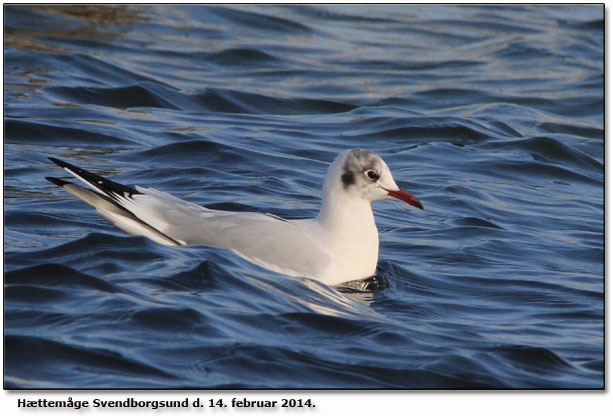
[3,5,603,389]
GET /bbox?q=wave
[207,6,315,34]
[5,335,177,388]
[48,83,358,115]
[5,263,121,293]
[4,119,135,145]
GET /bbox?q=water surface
[4,4,604,388]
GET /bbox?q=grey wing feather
[129,187,332,277]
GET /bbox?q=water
[3,4,603,389]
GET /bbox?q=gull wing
[47,158,331,277]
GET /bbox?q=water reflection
[4,5,144,52]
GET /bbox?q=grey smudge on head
[341,171,355,188]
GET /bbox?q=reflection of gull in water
[245,270,383,317]
[46,149,422,286]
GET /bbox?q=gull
[46,149,423,285]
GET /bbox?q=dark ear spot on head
[341,171,355,188]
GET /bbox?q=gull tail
[46,158,182,246]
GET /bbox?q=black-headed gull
[46,149,423,285]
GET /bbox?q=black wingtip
[47,156,142,198]
[49,157,68,168]
[46,177,72,187]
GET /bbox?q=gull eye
[365,170,379,181]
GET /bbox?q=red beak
[385,188,424,210]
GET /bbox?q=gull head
[327,148,423,209]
